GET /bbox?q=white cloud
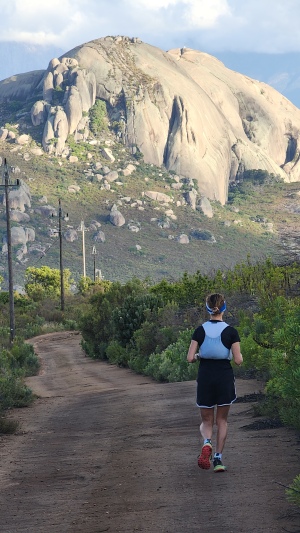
[130,0,230,27]
[1,0,300,54]
[132,0,179,9]
[182,0,231,28]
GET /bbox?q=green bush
[0,375,34,409]
[112,293,163,347]
[79,278,145,358]
[145,329,197,382]
[89,99,108,135]
[0,292,9,304]
[106,340,129,366]
[286,474,300,507]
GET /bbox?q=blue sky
[1,0,300,106]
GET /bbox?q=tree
[89,100,108,135]
[25,266,73,301]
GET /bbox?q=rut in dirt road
[0,331,299,533]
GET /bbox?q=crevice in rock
[163,96,181,166]
[283,134,297,165]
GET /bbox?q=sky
[1,0,300,106]
[1,0,300,55]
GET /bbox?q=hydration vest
[200,321,232,360]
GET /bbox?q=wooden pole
[58,199,65,311]
[4,160,15,343]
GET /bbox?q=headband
[206,301,226,314]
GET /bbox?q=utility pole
[0,159,20,344]
[77,221,88,278]
[92,245,97,282]
[58,199,65,311]
[53,199,68,311]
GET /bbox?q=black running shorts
[196,358,237,408]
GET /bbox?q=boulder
[53,108,69,155]
[64,229,78,242]
[16,134,30,145]
[16,244,28,261]
[65,86,83,134]
[122,164,136,176]
[68,185,81,193]
[0,128,8,140]
[7,226,34,246]
[43,71,54,102]
[109,204,125,226]
[176,234,189,244]
[30,147,44,156]
[3,184,31,212]
[101,148,115,162]
[10,211,30,223]
[48,58,60,70]
[185,189,197,210]
[25,228,35,242]
[105,170,119,182]
[28,244,46,255]
[31,100,47,126]
[74,69,96,111]
[35,205,57,217]
[42,114,55,152]
[198,197,213,218]
[94,230,106,242]
[145,191,172,203]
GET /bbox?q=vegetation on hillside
[1,129,297,288]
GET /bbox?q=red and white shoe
[198,443,212,470]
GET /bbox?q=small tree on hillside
[25,266,73,301]
[89,100,108,135]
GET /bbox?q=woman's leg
[200,407,214,441]
[198,407,215,469]
[215,405,230,453]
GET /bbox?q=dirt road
[0,331,299,533]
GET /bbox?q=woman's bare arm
[187,340,199,363]
[231,342,243,366]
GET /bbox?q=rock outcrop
[2,36,300,202]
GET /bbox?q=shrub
[112,293,163,347]
[89,99,108,135]
[145,329,197,382]
[106,340,129,366]
[286,474,300,507]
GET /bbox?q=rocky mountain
[0,36,299,287]
[1,36,300,206]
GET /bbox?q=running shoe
[213,458,227,472]
[198,443,212,469]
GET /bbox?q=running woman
[187,293,243,472]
